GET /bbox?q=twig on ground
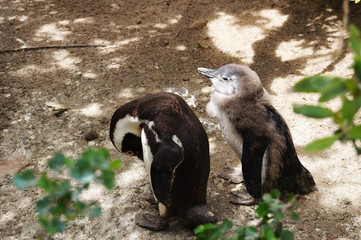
[0,44,106,54]
[16,158,37,173]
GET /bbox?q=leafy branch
[14,148,121,234]
[293,25,361,153]
[194,190,299,240]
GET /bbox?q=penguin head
[110,114,144,160]
[121,133,143,160]
[197,64,262,97]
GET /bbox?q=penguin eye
[125,151,135,156]
[221,75,229,81]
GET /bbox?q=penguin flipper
[241,135,268,199]
[151,134,184,207]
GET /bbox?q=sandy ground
[1,0,361,239]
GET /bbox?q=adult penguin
[110,92,216,230]
[197,64,316,205]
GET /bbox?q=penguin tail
[186,204,217,228]
[294,166,317,195]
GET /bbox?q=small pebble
[85,130,99,141]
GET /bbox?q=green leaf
[194,224,220,240]
[71,186,83,201]
[98,147,110,159]
[38,216,61,234]
[219,219,233,235]
[73,201,87,214]
[319,79,348,102]
[262,193,273,203]
[270,189,281,199]
[14,170,36,190]
[71,168,94,184]
[101,170,115,189]
[55,219,67,233]
[353,56,361,82]
[13,148,121,235]
[244,226,259,239]
[256,202,268,218]
[341,97,356,123]
[280,230,294,240]
[194,220,232,240]
[36,197,52,215]
[89,206,101,217]
[274,222,283,236]
[65,208,76,220]
[350,24,361,56]
[194,223,216,235]
[287,193,295,203]
[274,210,284,221]
[291,212,299,222]
[354,95,361,111]
[235,227,245,238]
[54,180,71,197]
[75,156,92,171]
[293,76,343,93]
[263,228,276,240]
[84,148,107,168]
[345,78,358,94]
[271,201,283,213]
[52,201,66,216]
[97,149,111,170]
[349,125,361,139]
[293,104,333,119]
[48,153,66,171]
[194,224,206,235]
[110,159,121,170]
[304,134,340,152]
[36,173,57,192]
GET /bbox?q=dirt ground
[1,0,361,239]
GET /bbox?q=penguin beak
[197,67,216,78]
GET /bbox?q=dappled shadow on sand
[1,0,361,239]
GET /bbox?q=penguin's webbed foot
[135,213,168,231]
[218,166,244,184]
[187,204,217,228]
[230,190,259,206]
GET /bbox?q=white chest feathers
[207,93,243,159]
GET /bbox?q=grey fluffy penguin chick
[110,93,216,230]
[197,64,316,205]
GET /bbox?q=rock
[84,130,99,141]
[190,19,208,30]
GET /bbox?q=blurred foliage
[14,148,121,234]
[194,190,298,240]
[293,25,361,153]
